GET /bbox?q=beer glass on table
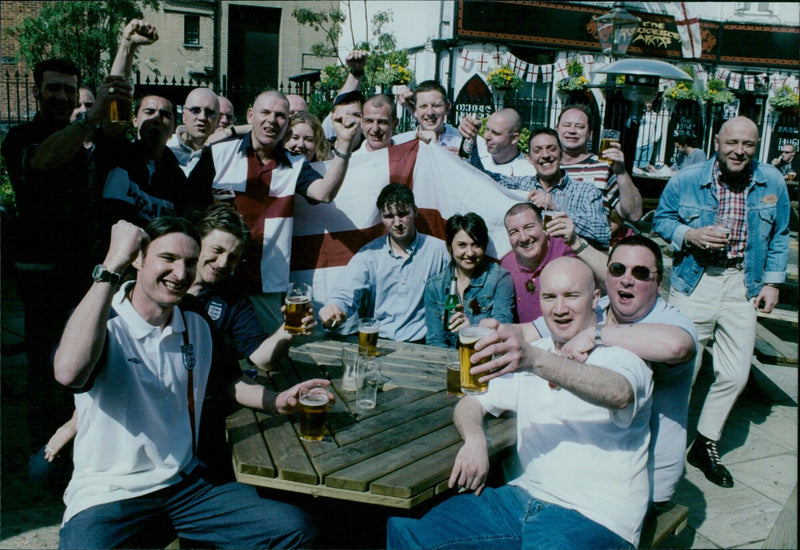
[298,385,330,441]
[458,326,493,395]
[447,360,464,397]
[355,355,381,411]
[599,129,620,166]
[358,318,380,356]
[284,283,312,334]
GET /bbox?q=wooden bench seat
[639,502,689,548]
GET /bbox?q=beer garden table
[225,336,517,509]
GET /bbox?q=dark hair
[556,104,593,129]
[333,90,365,108]
[377,183,416,212]
[674,134,697,148]
[609,235,664,283]
[528,127,562,151]
[364,94,398,122]
[504,202,543,224]
[142,216,200,256]
[196,204,250,247]
[134,94,177,122]
[34,58,80,88]
[413,80,448,105]
[446,212,489,250]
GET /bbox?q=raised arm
[305,111,361,202]
[602,142,643,222]
[53,220,147,388]
[448,396,490,495]
[109,19,159,78]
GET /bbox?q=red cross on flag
[459,49,473,71]
[728,72,742,90]
[476,52,489,72]
[665,2,703,58]
[526,65,538,83]
[541,65,553,83]
[744,75,755,91]
[555,61,568,80]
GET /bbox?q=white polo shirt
[63,283,215,525]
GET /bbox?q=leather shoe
[687,437,734,488]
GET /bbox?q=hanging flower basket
[487,65,523,91]
[702,77,736,105]
[556,58,588,91]
[664,82,702,102]
[768,85,800,111]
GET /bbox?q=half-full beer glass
[458,326,492,394]
[298,385,330,441]
[284,283,312,334]
[358,318,380,356]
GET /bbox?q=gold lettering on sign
[631,21,681,49]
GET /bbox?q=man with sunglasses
[478,233,697,513]
[168,88,220,176]
[654,116,790,488]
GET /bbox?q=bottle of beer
[443,276,460,331]
[458,136,474,159]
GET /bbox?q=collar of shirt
[533,168,570,192]
[383,231,421,258]
[711,158,752,191]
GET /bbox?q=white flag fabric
[728,72,742,90]
[526,65,539,83]
[541,65,553,83]
[665,2,703,58]
[290,140,526,315]
[743,75,755,91]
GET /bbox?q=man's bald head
[541,257,595,294]
[182,88,220,145]
[286,94,308,115]
[491,109,522,133]
[484,108,523,164]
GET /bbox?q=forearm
[233,378,279,412]
[110,39,136,77]
[53,282,116,388]
[247,329,293,370]
[599,324,694,364]
[614,171,643,222]
[530,347,632,409]
[454,396,488,446]
[28,123,95,172]
[565,235,609,288]
[306,156,350,202]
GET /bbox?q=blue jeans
[387,485,633,550]
[635,143,654,169]
[59,471,316,549]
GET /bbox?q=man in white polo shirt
[54,217,330,549]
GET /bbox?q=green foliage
[702,77,736,104]
[768,85,799,111]
[5,1,161,89]
[486,65,523,91]
[0,153,17,218]
[557,59,587,91]
[292,7,345,60]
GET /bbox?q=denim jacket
[653,158,790,299]
[424,261,515,348]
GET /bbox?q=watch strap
[93,264,122,287]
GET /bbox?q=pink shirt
[500,237,576,323]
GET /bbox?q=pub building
[430,1,799,199]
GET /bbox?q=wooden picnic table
[226,336,517,509]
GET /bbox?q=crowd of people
[1,18,792,550]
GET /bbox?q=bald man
[217,96,235,129]
[192,90,360,333]
[654,116,790,488]
[388,256,653,549]
[167,87,220,176]
[459,108,536,176]
[286,94,308,115]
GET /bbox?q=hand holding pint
[599,129,620,166]
[285,283,312,334]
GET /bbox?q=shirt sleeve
[491,267,516,324]
[423,276,448,348]
[295,159,323,199]
[227,296,268,360]
[326,247,374,319]
[588,346,652,429]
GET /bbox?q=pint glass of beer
[458,326,493,394]
[447,360,464,397]
[284,283,312,334]
[298,385,330,441]
[542,194,566,231]
[358,318,380,356]
[599,129,620,166]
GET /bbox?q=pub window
[735,3,772,14]
[184,15,200,46]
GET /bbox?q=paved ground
[1,273,796,549]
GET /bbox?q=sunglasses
[607,262,657,281]
[185,106,217,118]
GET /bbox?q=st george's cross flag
[289,140,527,329]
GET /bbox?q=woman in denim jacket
[424,213,515,347]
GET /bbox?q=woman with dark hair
[424,212,514,347]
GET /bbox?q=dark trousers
[59,471,316,549]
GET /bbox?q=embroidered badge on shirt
[207,301,223,321]
[182,344,195,371]
[761,195,778,204]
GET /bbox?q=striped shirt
[562,155,618,216]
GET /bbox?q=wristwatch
[595,324,603,346]
[572,238,589,254]
[92,264,122,288]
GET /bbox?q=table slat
[226,408,276,478]
[258,410,319,484]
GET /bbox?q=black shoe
[687,437,734,488]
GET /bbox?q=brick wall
[1,1,46,125]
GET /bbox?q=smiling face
[362,101,395,151]
[528,132,563,184]
[285,121,317,161]
[381,202,417,247]
[714,117,758,178]
[414,90,449,134]
[134,95,176,151]
[539,257,599,348]
[195,229,244,288]
[555,107,591,155]
[36,70,79,124]
[132,232,199,316]
[505,207,548,268]
[248,92,290,151]
[449,229,486,277]
[606,245,660,324]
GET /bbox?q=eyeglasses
[185,106,217,118]
[607,262,657,281]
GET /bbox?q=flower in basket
[487,65,523,91]
[375,63,414,87]
[702,77,736,104]
[664,82,701,102]
[768,85,799,111]
[557,58,588,91]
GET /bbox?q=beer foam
[300,393,328,407]
[286,296,311,304]
[359,326,379,334]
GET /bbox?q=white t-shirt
[477,338,652,546]
[167,129,204,177]
[63,284,215,525]
[393,123,461,150]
